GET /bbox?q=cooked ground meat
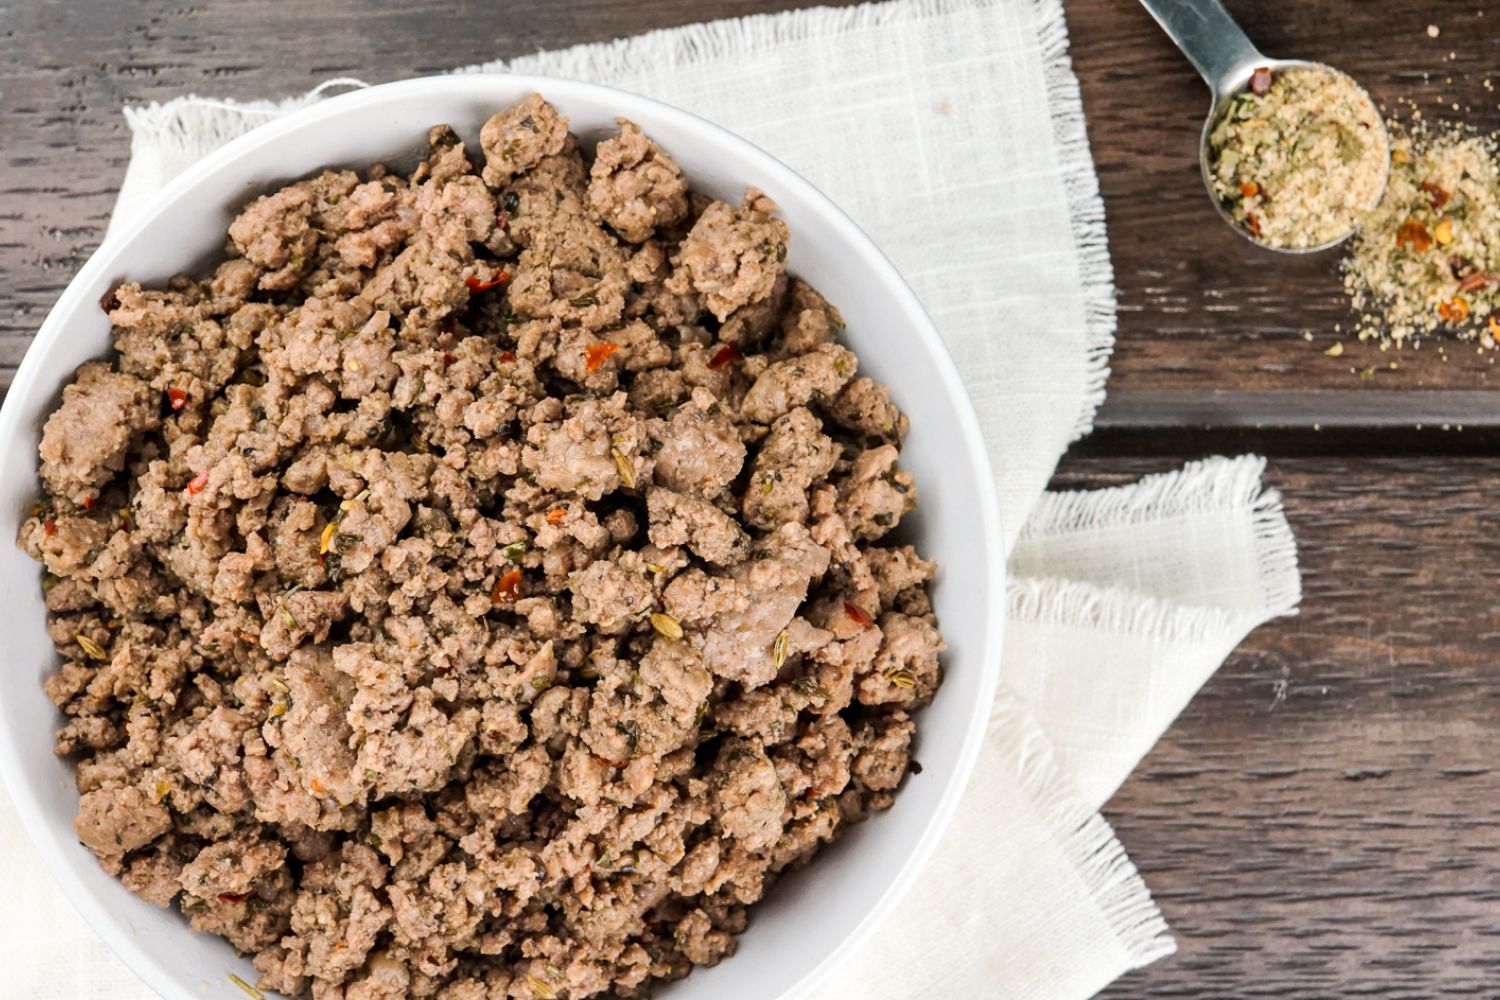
[21,94,945,1000]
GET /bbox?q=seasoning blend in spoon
[1140,0,1390,252]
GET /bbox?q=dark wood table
[4,1,1496,995]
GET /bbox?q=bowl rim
[0,72,1005,1000]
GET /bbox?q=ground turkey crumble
[22,95,944,1000]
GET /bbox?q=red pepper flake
[167,387,188,411]
[491,567,523,605]
[186,468,209,495]
[1238,182,1260,198]
[844,601,874,629]
[442,352,457,367]
[1438,296,1471,322]
[592,755,629,770]
[82,496,94,511]
[707,344,743,370]
[42,519,56,538]
[217,892,250,905]
[465,269,509,293]
[500,350,516,363]
[545,507,568,525]
[1395,219,1433,253]
[309,778,326,795]
[1250,66,1273,96]
[584,341,619,373]
[1420,180,1451,211]
[1245,213,1262,239]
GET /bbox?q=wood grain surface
[3,1,1498,996]
[1070,456,1500,998]
[1071,0,1500,426]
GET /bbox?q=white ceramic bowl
[0,75,1003,1000]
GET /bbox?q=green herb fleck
[228,973,265,1000]
[615,720,641,756]
[792,676,831,702]
[884,668,917,690]
[772,630,790,670]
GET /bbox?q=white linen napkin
[3,0,1302,997]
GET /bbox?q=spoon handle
[1138,0,1265,96]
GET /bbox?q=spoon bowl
[1142,0,1390,253]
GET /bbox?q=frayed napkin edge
[993,692,1178,970]
[1018,454,1303,623]
[1031,0,1116,443]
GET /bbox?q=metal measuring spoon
[1139,0,1390,253]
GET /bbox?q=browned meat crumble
[20,94,944,1000]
